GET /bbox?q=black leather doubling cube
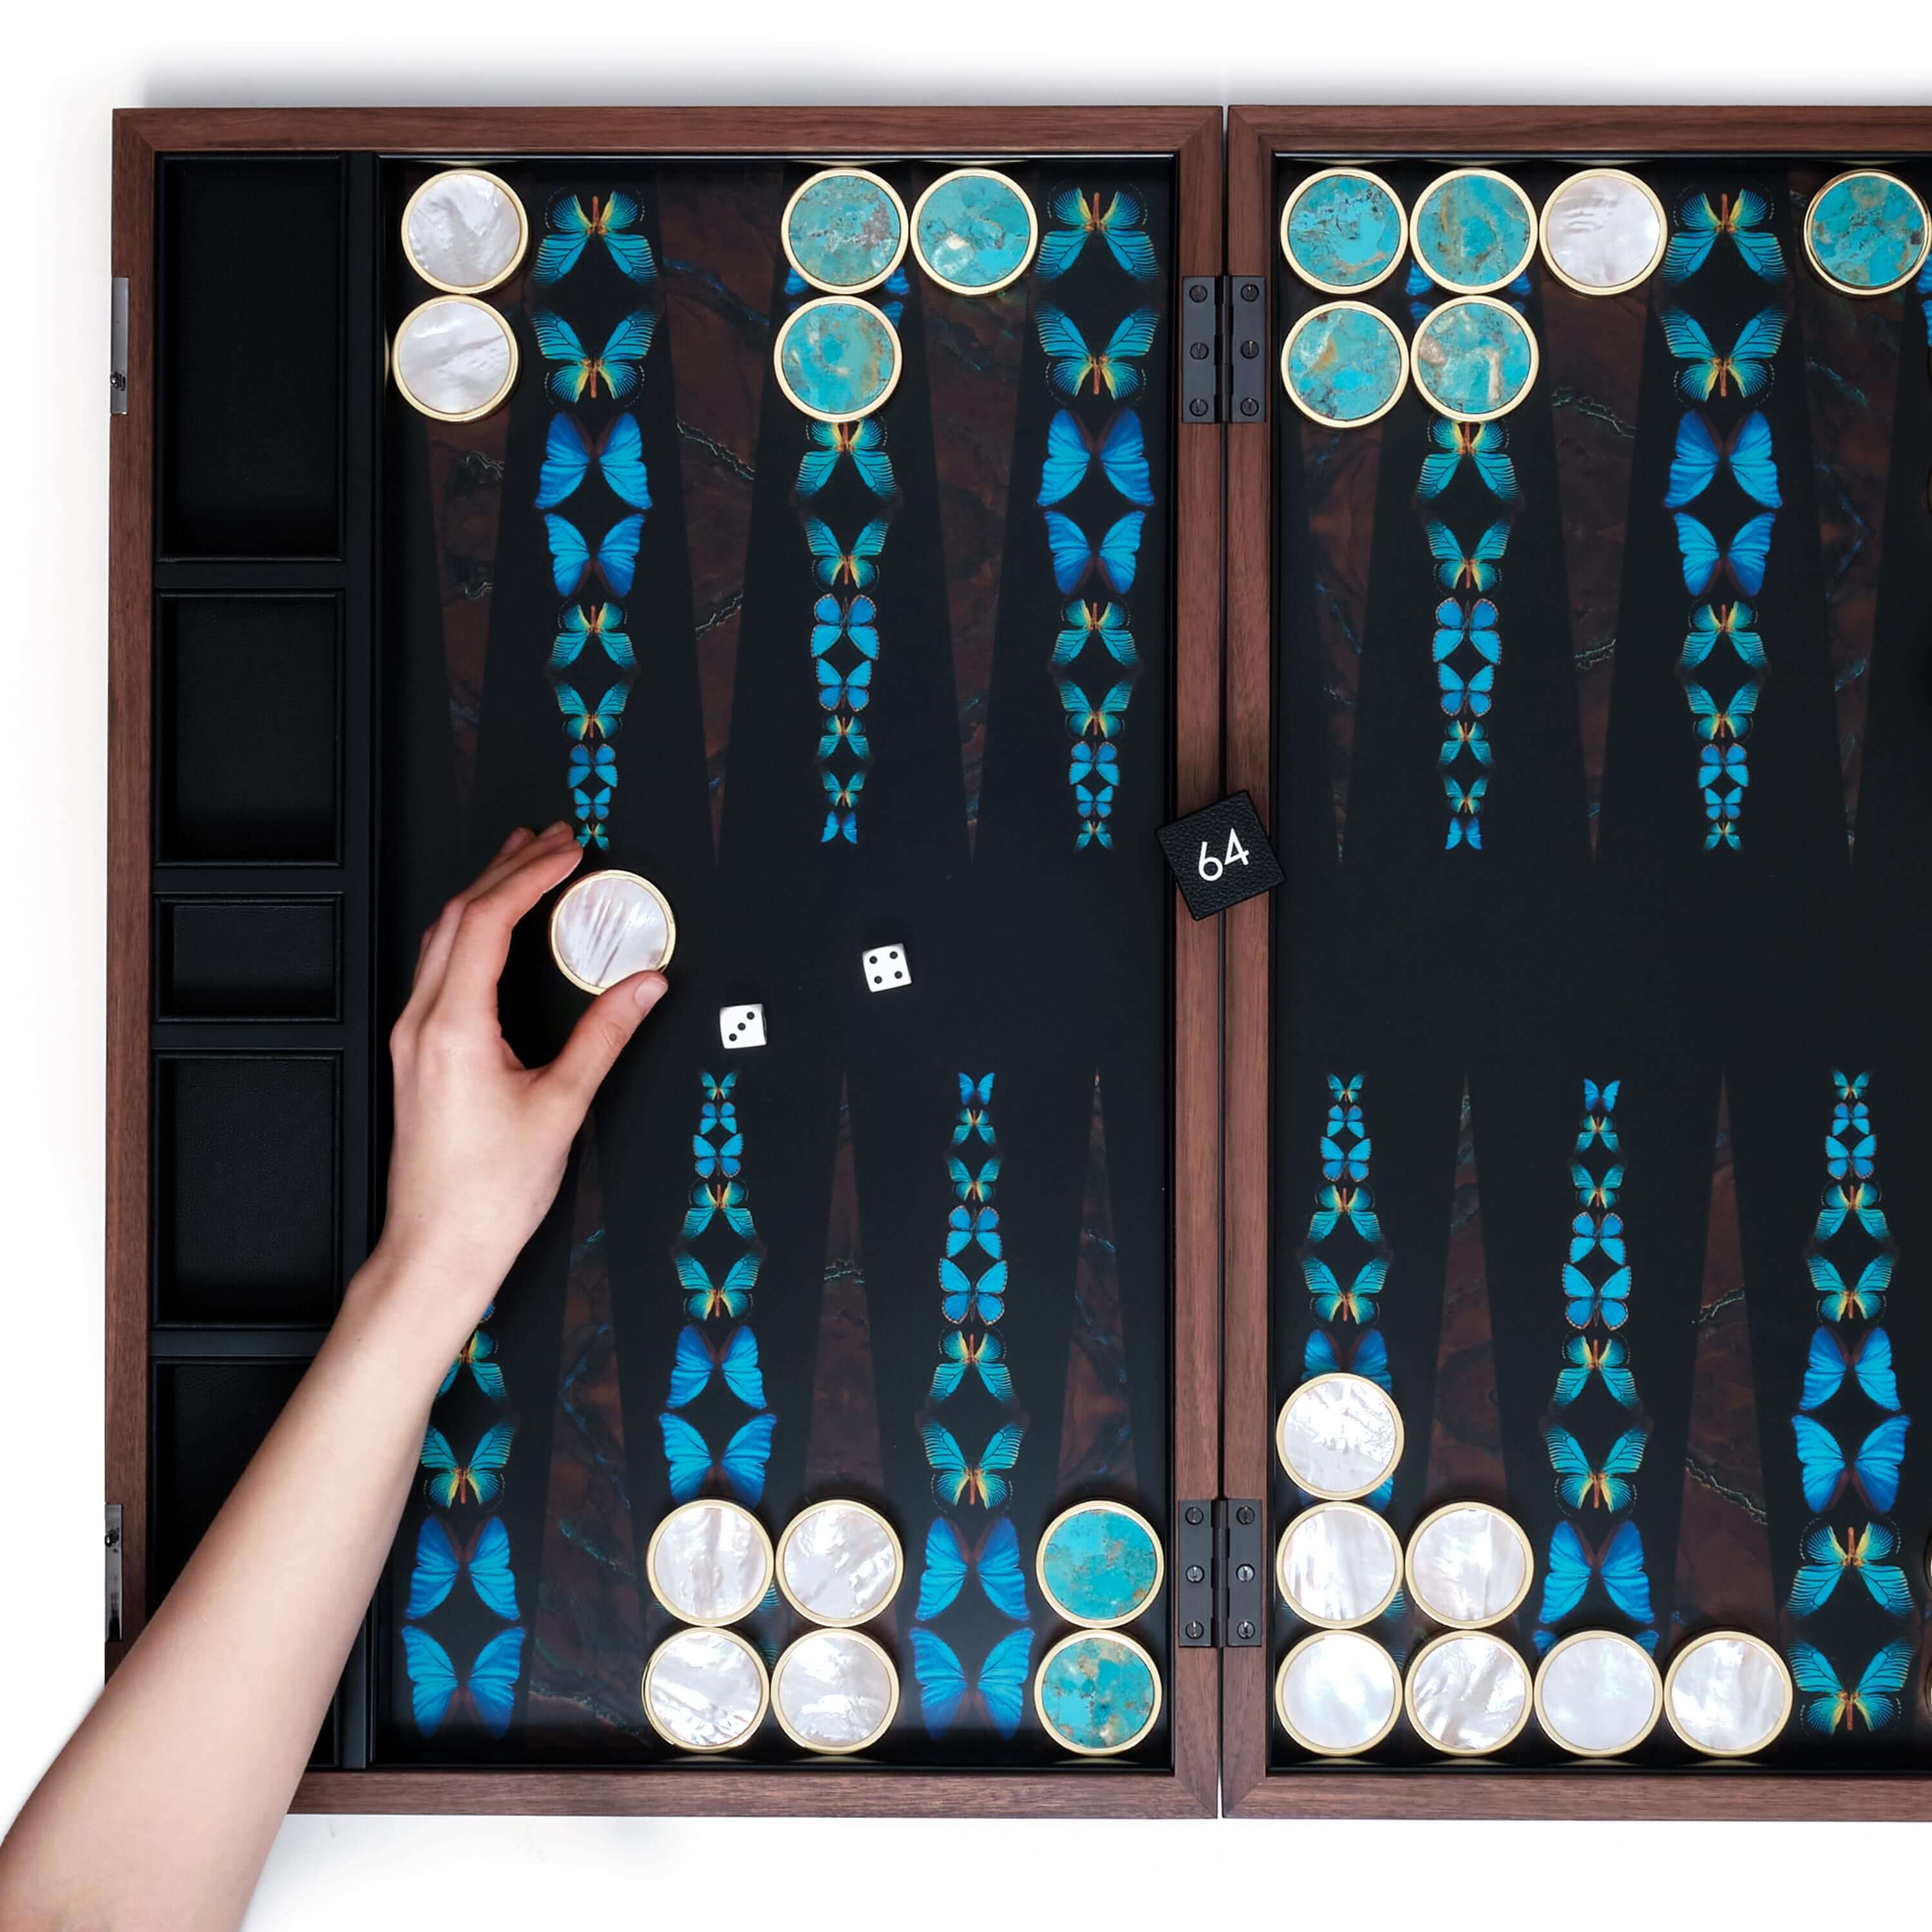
[1157,791,1284,920]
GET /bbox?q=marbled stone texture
[1286,172,1404,290]
[787,172,903,289]
[773,1631,895,1750]
[1278,1630,1399,1752]
[1413,173,1534,290]
[1539,1634,1659,1755]
[1037,1635,1157,1753]
[916,172,1034,290]
[406,171,524,290]
[1413,300,1535,419]
[1040,1504,1159,1624]
[1542,172,1662,291]
[1808,171,1929,292]
[644,1628,764,1750]
[395,298,513,418]
[1284,305,1405,425]
[1407,1633,1528,1752]
[777,299,898,419]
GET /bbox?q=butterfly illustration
[1416,419,1521,503]
[1305,1254,1388,1325]
[1681,601,1765,673]
[666,1323,766,1410]
[535,412,652,513]
[1684,681,1761,744]
[555,684,629,742]
[551,603,634,673]
[947,1203,1002,1258]
[535,189,656,285]
[676,1251,759,1321]
[1037,308,1159,401]
[1815,1179,1889,1243]
[572,788,609,848]
[545,512,644,598]
[692,1129,743,1180]
[954,1074,995,1144]
[532,310,657,404]
[1698,744,1750,803]
[917,1515,1030,1622]
[1444,778,1486,848]
[1426,520,1509,592]
[822,770,865,844]
[402,1624,526,1739]
[1664,410,1781,511]
[1038,185,1157,280]
[939,1256,1009,1326]
[421,1422,516,1509]
[1573,1159,1624,1211]
[1832,1091,1871,1137]
[908,1625,1035,1738]
[951,1154,999,1204]
[1545,1425,1647,1511]
[683,1177,754,1240]
[1562,1258,1633,1331]
[1061,678,1133,740]
[406,1514,520,1622]
[1789,1520,1915,1619]
[815,656,873,715]
[1044,511,1144,596]
[1552,1336,1638,1410]
[1307,1180,1381,1244]
[567,744,618,798]
[439,1321,504,1402]
[931,1328,1014,1405]
[1792,1640,1915,1736]
[1432,597,1501,666]
[1792,1413,1909,1513]
[1038,409,1154,508]
[1054,600,1139,670]
[818,713,871,764]
[1663,188,1785,284]
[1070,742,1119,792]
[1077,804,1114,849]
[1439,719,1491,768]
[811,591,880,664]
[1662,307,1785,402]
[1329,1075,1364,1104]
[1303,1325,1390,1390]
[1835,1070,1870,1101]
[1705,800,1741,849]
[659,1410,777,1504]
[1438,662,1495,719]
[1674,511,1774,598]
[1321,1128,1371,1183]
[1540,1518,1654,1625]
[1571,1211,1627,1267]
[804,516,889,589]
[1580,1078,1621,1134]
[922,1420,1025,1508]
[797,418,896,498]
[1826,1122,1879,1181]
[1327,1095,1362,1134]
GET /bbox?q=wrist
[337,1243,501,1394]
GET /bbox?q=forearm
[0,1252,464,1932]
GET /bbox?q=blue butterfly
[692,1130,743,1180]
[950,1154,999,1204]
[1552,1336,1637,1409]
[1685,681,1761,744]
[1070,743,1121,798]
[821,770,864,844]
[1432,597,1501,665]
[1540,1518,1654,1625]
[1570,1211,1627,1266]
[421,1422,515,1509]
[1681,600,1765,672]
[1545,1425,1647,1511]
[947,1203,1002,1258]
[1662,307,1784,403]
[659,1410,777,1504]
[1584,1078,1620,1119]
[797,419,896,499]
[1061,679,1133,739]
[1037,308,1159,401]
[1800,1324,1899,1415]
[815,657,873,714]
[931,1328,1013,1404]
[916,1515,1029,1622]
[1077,802,1114,849]
[535,412,652,511]
[1303,1325,1390,1389]
[666,1323,766,1410]
[1826,1125,1878,1182]
[1564,1260,1633,1330]
[1662,188,1785,285]
[922,1420,1025,1508]
[1307,1180,1381,1243]
[1663,411,1781,511]
[1439,719,1491,768]
[1044,511,1143,596]
[551,603,634,672]
[1321,1130,1370,1182]
[439,1319,504,1401]
[1426,520,1508,592]
[683,1177,755,1240]
[1674,511,1774,597]
[1445,777,1486,848]
[1038,410,1154,508]
[1038,185,1157,281]
[1438,662,1496,719]
[817,713,870,764]
[534,189,656,286]
[1054,599,1138,669]
[954,1074,995,1143]
[1573,1159,1624,1210]
[1814,1179,1888,1242]
[908,1626,1034,1739]
[781,264,905,327]
[532,310,656,404]
[1792,1413,1909,1513]
[1305,1254,1388,1324]
[1416,419,1520,503]
[811,592,880,661]
[407,1514,520,1622]
[567,744,618,794]
[402,1624,526,1738]
[1792,1640,1915,1736]
[1698,744,1750,799]
[572,787,609,848]
[676,1251,759,1321]
[804,516,889,589]
[1788,1520,1916,1619]
[545,512,644,597]
[939,1256,1008,1325]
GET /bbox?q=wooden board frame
[1224,104,1932,1821]
[108,104,1223,1819]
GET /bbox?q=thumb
[545,972,667,1110]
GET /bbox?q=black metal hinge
[105,1504,123,1642]
[1179,277,1269,426]
[1176,1498,1265,1647]
[110,278,128,418]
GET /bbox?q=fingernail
[635,972,668,1009]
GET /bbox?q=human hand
[369,824,666,1352]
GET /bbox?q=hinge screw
[1185,1563,1205,1585]
[109,372,127,392]
[1188,398,1209,417]
[1236,1619,1257,1642]
[1188,283,1209,303]
[1185,1619,1205,1640]
[1240,339,1260,359]
[1236,1563,1256,1584]
[1236,1504,1256,1526]
[1184,1504,1205,1526]
[1240,282,1261,302]
[1239,397,1260,417]
[1189,341,1210,361]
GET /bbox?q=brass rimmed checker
[644,1498,774,1627]
[1403,1500,1534,1631]
[770,1629,901,1754]
[1803,168,1932,296]
[773,1498,904,1627]
[1534,1629,1665,1759]
[910,166,1038,295]
[1274,1628,1403,1757]
[1279,166,1408,294]
[1410,294,1540,423]
[1403,1629,1535,1757]
[1280,299,1410,430]
[390,295,518,423]
[782,166,910,294]
[399,167,529,295]
[772,295,903,422]
[1033,1629,1163,1757]
[1274,1370,1405,1501]
[1661,1628,1794,1757]
[1034,1499,1165,1629]
[641,1625,770,1753]
[1410,167,1538,294]
[548,869,677,992]
[1274,1502,1403,1629]
[1538,167,1667,296]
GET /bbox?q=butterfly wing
[720,1326,766,1409]
[922,1422,970,1506]
[1665,412,1721,509]
[1850,1640,1916,1733]
[1037,409,1093,507]
[1726,512,1775,597]
[666,1325,715,1409]
[596,310,658,402]
[462,1515,520,1620]
[406,1515,462,1620]
[718,1410,777,1504]
[1728,306,1785,399]
[595,515,645,596]
[917,1519,969,1620]
[658,1411,714,1501]
[975,1516,1031,1622]
[1799,1327,1847,1413]
[466,1625,527,1738]
[401,1625,460,1736]
[1544,1426,1595,1511]
[1036,307,1095,397]
[975,1421,1027,1510]
[1539,1520,1591,1623]
[1792,1414,1848,1513]
[1350,1328,1392,1391]
[534,194,592,284]
[908,1627,968,1736]
[545,515,591,597]
[1098,410,1154,506]
[1852,1414,1909,1513]
[977,1627,1036,1738]
[1598,1519,1654,1624]
[938,1256,978,1325]
[421,1426,462,1509]
[974,1333,1016,1405]
[536,414,592,509]
[466,1421,516,1508]
[1042,511,1094,596]
[1790,1640,1844,1733]
[1097,191,1158,279]
[1727,412,1781,507]
[1852,1327,1900,1412]
[1673,513,1720,596]
[598,413,653,511]
[598,193,656,283]
[1788,1520,1847,1618]
[1097,513,1144,594]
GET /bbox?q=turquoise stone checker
[915,172,1034,290]
[1285,172,1404,289]
[777,300,899,419]
[1283,305,1406,425]
[1808,172,1929,292]
[1413,173,1533,290]
[786,172,904,290]
[1037,1635,1159,1754]
[1413,300,1536,419]
[1039,1506,1160,1623]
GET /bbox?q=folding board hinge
[110,278,128,417]
[1180,276,1268,425]
[1217,1499,1265,1646]
[104,1504,124,1642]
[1179,278,1221,423]
[1176,1499,1217,1643]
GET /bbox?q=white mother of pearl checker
[401,168,529,294]
[549,869,677,991]
[1274,1372,1404,1501]
[1403,1501,1533,1629]
[1405,1630,1533,1756]
[641,1625,769,1752]
[775,1499,904,1626]
[1275,1502,1402,1628]
[391,295,518,422]
[1662,1629,1793,1757]
[644,1498,773,1627]
[1533,1629,1664,1757]
[770,1629,900,1754]
[1274,1629,1403,1757]
[1538,167,1667,296]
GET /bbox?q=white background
[3,6,1929,1925]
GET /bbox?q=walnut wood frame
[107,104,1223,1819]
[1224,104,1932,1821]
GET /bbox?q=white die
[719,1003,766,1049]
[862,945,911,992]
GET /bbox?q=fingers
[542,972,667,1113]
[435,833,586,1016]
